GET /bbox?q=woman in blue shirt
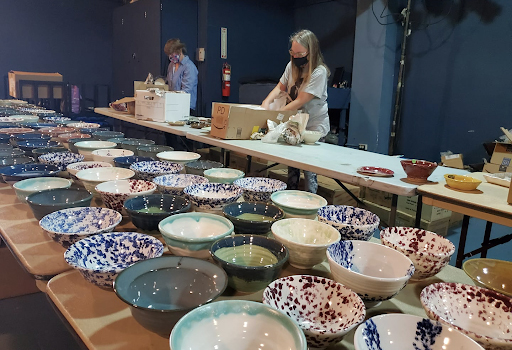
[164,38,198,114]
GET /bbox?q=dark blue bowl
[0,163,60,184]
[210,235,289,293]
[222,202,285,235]
[0,123,19,128]
[11,133,51,146]
[80,127,109,135]
[0,134,11,143]
[18,122,59,129]
[0,148,25,158]
[26,188,94,221]
[32,147,68,158]
[113,156,154,169]
[124,194,191,234]
[92,131,125,141]
[0,156,35,167]
[17,140,61,154]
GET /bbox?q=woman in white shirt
[262,29,330,193]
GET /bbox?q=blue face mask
[169,54,180,63]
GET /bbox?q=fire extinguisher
[222,62,231,97]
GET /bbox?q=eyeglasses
[289,49,308,58]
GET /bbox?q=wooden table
[417,172,512,267]
[46,255,474,350]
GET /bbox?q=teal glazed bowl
[114,256,228,336]
[210,234,289,293]
[271,190,328,219]
[222,201,284,235]
[26,188,94,220]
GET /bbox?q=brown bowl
[400,159,437,180]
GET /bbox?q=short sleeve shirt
[280,61,329,136]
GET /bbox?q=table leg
[389,194,398,226]
[481,221,493,258]
[456,215,470,268]
[246,155,252,174]
[414,195,423,228]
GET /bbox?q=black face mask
[292,56,308,68]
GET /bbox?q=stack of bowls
[222,202,284,235]
[152,173,209,196]
[271,190,327,219]
[129,160,183,181]
[95,179,157,213]
[318,205,380,241]
[76,167,135,196]
[183,183,243,213]
[234,177,287,202]
[26,188,94,220]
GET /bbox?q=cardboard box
[210,102,296,140]
[8,71,63,99]
[449,211,464,227]
[490,143,512,167]
[134,90,190,122]
[441,154,464,169]
[134,81,169,94]
[483,163,512,173]
[359,188,393,208]
[508,183,512,204]
[397,196,452,222]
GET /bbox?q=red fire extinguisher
[222,62,231,97]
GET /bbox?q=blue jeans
[287,167,318,194]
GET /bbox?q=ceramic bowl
[74,141,117,161]
[18,122,58,130]
[32,146,68,158]
[170,300,307,350]
[39,207,122,247]
[38,152,84,171]
[129,160,183,181]
[113,156,154,169]
[152,173,209,196]
[327,240,415,306]
[43,116,71,123]
[0,143,15,150]
[80,127,110,135]
[463,258,512,297]
[95,179,157,213]
[318,205,380,241]
[0,127,35,136]
[117,138,155,153]
[204,167,245,184]
[92,130,125,141]
[67,122,101,129]
[223,201,284,234]
[91,148,134,165]
[0,156,34,167]
[271,190,327,219]
[136,144,173,158]
[106,137,129,147]
[64,232,164,288]
[271,218,340,269]
[159,212,234,258]
[17,140,61,155]
[57,132,91,144]
[354,313,485,350]
[0,148,25,158]
[66,161,113,185]
[67,136,93,153]
[13,177,72,203]
[11,133,51,146]
[0,134,11,143]
[26,188,94,220]
[444,174,482,191]
[210,235,289,293]
[156,150,200,165]
[421,282,512,350]
[75,167,135,196]
[183,183,243,213]
[380,227,455,280]
[123,194,191,234]
[39,126,76,138]
[234,177,287,202]
[302,130,323,144]
[114,256,227,336]
[0,163,60,184]
[264,275,366,349]
[185,160,224,176]
[400,159,438,180]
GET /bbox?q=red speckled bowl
[400,159,437,180]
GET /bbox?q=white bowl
[421,282,512,350]
[263,275,366,349]
[303,130,323,144]
[327,240,415,306]
[95,179,157,213]
[354,313,485,350]
[271,218,341,269]
[92,148,134,165]
[152,174,209,196]
[66,161,113,185]
[74,141,117,160]
[13,177,72,203]
[380,227,455,280]
[158,212,234,258]
[271,190,327,219]
[203,167,245,184]
[318,205,380,241]
[76,167,135,196]
[156,150,200,165]
[170,300,307,350]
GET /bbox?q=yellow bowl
[444,174,482,191]
[463,258,512,297]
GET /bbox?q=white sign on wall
[221,27,227,59]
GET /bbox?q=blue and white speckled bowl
[233,177,287,202]
[317,205,380,241]
[64,232,164,288]
[39,206,123,247]
[130,161,183,181]
[327,240,415,306]
[354,314,484,350]
[152,173,209,196]
[43,116,71,123]
[113,156,153,169]
[183,183,243,213]
[0,163,60,184]
[38,152,85,172]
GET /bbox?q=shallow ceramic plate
[357,166,394,177]
[463,258,512,297]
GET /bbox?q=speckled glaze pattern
[318,205,380,241]
[183,183,243,211]
[327,241,414,304]
[152,174,209,196]
[380,227,455,280]
[263,275,366,349]
[130,161,183,181]
[38,152,84,170]
[64,232,164,288]
[39,207,122,247]
[233,177,287,202]
[96,179,157,212]
[421,282,512,350]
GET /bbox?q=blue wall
[0,0,119,100]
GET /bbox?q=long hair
[290,29,330,84]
